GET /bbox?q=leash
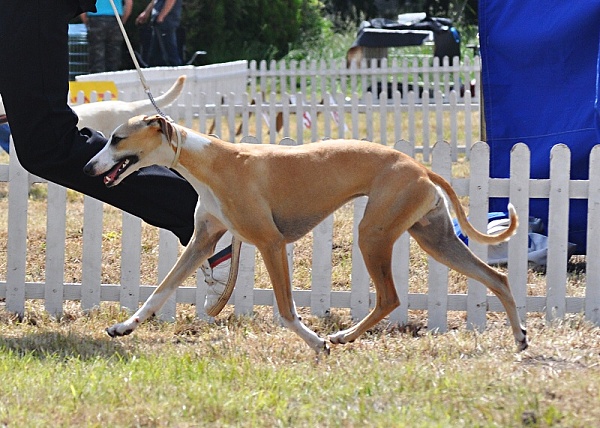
[170,126,182,168]
[107,0,168,118]
[107,0,182,167]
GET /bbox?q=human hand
[136,11,149,25]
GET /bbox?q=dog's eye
[110,136,123,146]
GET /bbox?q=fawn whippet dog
[83,114,528,354]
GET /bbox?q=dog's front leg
[259,242,330,354]
[107,217,225,337]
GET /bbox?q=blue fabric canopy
[0,124,9,153]
[480,0,600,253]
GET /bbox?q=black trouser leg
[0,1,197,245]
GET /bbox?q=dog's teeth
[119,159,129,172]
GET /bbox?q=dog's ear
[143,115,174,142]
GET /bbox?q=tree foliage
[119,0,476,66]
[180,0,326,63]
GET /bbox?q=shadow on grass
[0,331,131,361]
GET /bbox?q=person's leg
[105,20,124,72]
[86,18,107,73]
[0,1,196,244]
[146,24,162,66]
[154,22,182,66]
[138,25,153,67]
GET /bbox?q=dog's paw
[328,331,352,345]
[513,327,528,352]
[106,318,139,338]
[516,334,529,352]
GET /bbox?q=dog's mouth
[0,115,7,125]
[103,155,138,187]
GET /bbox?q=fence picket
[351,93,359,140]
[467,142,490,330]
[421,79,431,162]
[227,93,237,143]
[365,92,374,141]
[294,92,304,144]
[82,195,103,311]
[236,241,256,315]
[351,197,370,321]
[435,90,444,144]
[269,92,278,145]
[464,90,472,157]
[407,91,416,144]
[120,212,141,312]
[379,89,387,144]
[323,92,332,138]
[586,146,600,324]
[336,92,345,139]
[309,89,318,142]
[508,143,531,320]
[157,229,178,322]
[546,144,571,320]
[449,91,458,157]
[6,139,28,317]
[198,92,207,134]
[389,140,414,325]
[428,142,452,331]
[45,183,67,317]
[311,214,333,316]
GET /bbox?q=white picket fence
[2,58,598,330]
[72,57,481,161]
[75,60,249,105]
[1,139,599,330]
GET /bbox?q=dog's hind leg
[107,214,226,337]
[328,212,410,345]
[328,188,430,345]
[408,201,528,351]
[329,237,399,345]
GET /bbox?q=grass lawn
[1,303,599,427]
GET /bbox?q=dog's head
[83,114,177,187]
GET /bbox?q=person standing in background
[82,0,133,73]
[136,0,183,66]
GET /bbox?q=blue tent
[480,0,600,253]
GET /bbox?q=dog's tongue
[104,160,125,185]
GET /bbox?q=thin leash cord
[107,0,182,168]
[107,0,168,118]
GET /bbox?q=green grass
[1,304,599,427]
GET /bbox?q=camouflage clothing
[87,16,124,73]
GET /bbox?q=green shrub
[181,0,327,63]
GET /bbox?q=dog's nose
[83,161,95,176]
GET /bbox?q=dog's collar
[170,124,182,169]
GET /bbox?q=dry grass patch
[1,302,599,427]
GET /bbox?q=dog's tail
[129,75,186,114]
[428,170,518,245]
